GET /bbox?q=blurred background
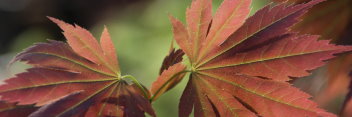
[0,0,351,116]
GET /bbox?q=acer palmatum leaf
[0,17,155,117]
[156,0,352,116]
[0,101,38,117]
[274,0,352,107]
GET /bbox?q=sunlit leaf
[164,0,351,116]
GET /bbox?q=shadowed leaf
[0,18,154,117]
[272,0,352,108]
[28,91,89,117]
[341,73,352,117]
[0,101,38,117]
[86,81,155,117]
[159,48,184,75]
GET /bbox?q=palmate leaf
[0,18,155,117]
[151,0,352,116]
[274,0,352,107]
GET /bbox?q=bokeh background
[1,0,351,116]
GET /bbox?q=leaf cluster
[0,0,351,117]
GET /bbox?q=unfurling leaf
[159,48,184,75]
[151,63,186,101]
[151,22,187,101]
[163,0,352,116]
[0,17,155,117]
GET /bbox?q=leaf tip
[168,14,177,22]
[47,17,74,31]
[47,16,61,25]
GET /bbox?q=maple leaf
[151,0,352,116]
[273,0,352,108]
[0,17,155,117]
[0,101,38,117]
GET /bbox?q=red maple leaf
[152,0,350,116]
[0,17,155,117]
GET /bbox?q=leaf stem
[121,75,149,99]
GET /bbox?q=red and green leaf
[0,18,155,117]
[157,0,352,116]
